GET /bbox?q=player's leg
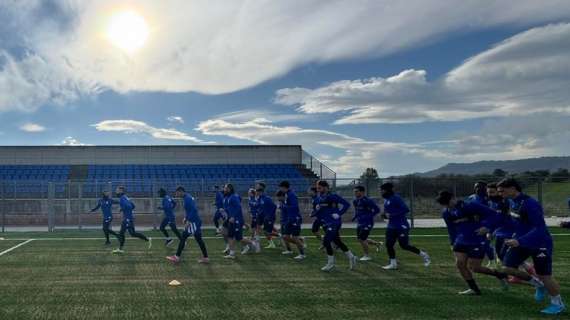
[321,226,337,271]
[263,219,276,249]
[224,222,237,258]
[454,251,480,295]
[397,229,430,267]
[280,224,293,254]
[113,220,127,252]
[531,248,565,314]
[484,240,496,266]
[193,226,209,262]
[166,227,191,263]
[331,228,356,270]
[213,210,221,231]
[358,226,371,261]
[312,219,323,246]
[168,221,182,241]
[127,223,150,247]
[383,228,398,269]
[290,224,305,259]
[102,219,111,244]
[467,256,508,290]
[159,218,170,241]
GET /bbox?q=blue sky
[1,1,570,177]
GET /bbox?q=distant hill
[421,156,570,177]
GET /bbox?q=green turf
[0,228,569,320]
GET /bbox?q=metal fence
[0,176,568,231]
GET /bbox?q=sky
[1,0,569,177]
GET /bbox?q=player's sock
[344,251,354,259]
[551,295,564,306]
[529,276,544,288]
[466,279,481,295]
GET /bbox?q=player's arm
[513,201,548,248]
[337,195,350,216]
[368,198,381,216]
[89,200,101,213]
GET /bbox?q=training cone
[0,237,5,240]
[168,280,182,286]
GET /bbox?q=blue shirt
[467,194,489,206]
[488,198,515,238]
[384,194,410,230]
[224,193,244,224]
[258,194,276,221]
[161,195,177,220]
[441,201,496,246]
[248,195,259,218]
[215,191,224,210]
[91,197,116,219]
[352,196,380,226]
[315,193,350,227]
[284,190,301,222]
[183,193,201,224]
[508,193,552,249]
[119,194,135,221]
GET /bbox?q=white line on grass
[0,239,34,256]
[1,233,569,241]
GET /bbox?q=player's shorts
[323,223,342,243]
[311,219,323,233]
[213,209,224,221]
[357,224,373,241]
[282,221,301,237]
[184,221,202,237]
[257,212,265,226]
[161,216,176,226]
[227,221,244,241]
[503,246,552,276]
[103,216,113,224]
[385,228,410,246]
[453,243,486,259]
[263,218,275,234]
[250,216,258,229]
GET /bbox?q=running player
[257,187,278,248]
[166,186,209,264]
[213,185,224,234]
[436,190,509,295]
[497,178,565,315]
[247,188,260,241]
[380,183,430,269]
[467,182,496,265]
[352,186,382,261]
[309,186,324,248]
[315,180,357,272]
[277,182,306,260]
[112,186,151,254]
[158,188,182,246]
[89,191,119,245]
[223,184,260,259]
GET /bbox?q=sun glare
[106,10,149,53]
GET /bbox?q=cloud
[277,23,570,124]
[60,136,89,146]
[2,1,570,112]
[19,122,46,132]
[92,120,208,143]
[166,116,184,124]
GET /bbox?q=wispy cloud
[166,116,184,124]
[60,136,89,146]
[93,120,210,143]
[19,122,46,133]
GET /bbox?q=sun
[106,10,149,53]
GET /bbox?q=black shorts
[282,221,301,237]
[357,224,373,241]
[263,219,275,234]
[503,246,552,276]
[311,219,323,233]
[227,221,243,241]
[453,243,486,259]
[251,216,258,229]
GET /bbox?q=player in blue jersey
[89,191,119,245]
[315,180,357,272]
[352,186,383,261]
[166,186,209,264]
[486,183,513,263]
[380,183,430,269]
[496,178,565,315]
[112,186,151,254]
[467,181,496,265]
[223,184,260,259]
[436,190,509,296]
[257,187,278,248]
[308,186,325,249]
[213,185,225,234]
[157,188,182,246]
[278,181,306,260]
[247,188,261,242]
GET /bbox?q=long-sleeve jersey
[248,196,259,218]
[119,194,136,221]
[488,198,515,238]
[258,194,277,221]
[507,193,552,249]
[310,195,319,218]
[383,194,410,230]
[91,197,116,219]
[183,193,201,224]
[215,191,224,210]
[352,196,380,226]
[161,195,177,220]
[441,200,496,246]
[283,190,301,222]
[467,194,489,206]
[315,192,350,227]
[224,194,244,223]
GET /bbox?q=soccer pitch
[0,228,568,320]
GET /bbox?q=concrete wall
[0,145,303,165]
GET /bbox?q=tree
[493,168,507,177]
[359,168,381,195]
[550,168,570,182]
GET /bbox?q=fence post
[48,182,55,232]
[77,182,82,231]
[151,182,157,231]
[409,175,415,228]
[537,179,543,205]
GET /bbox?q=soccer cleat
[166,255,180,263]
[197,257,210,264]
[165,239,174,247]
[321,263,335,272]
[265,241,276,249]
[422,253,431,267]
[359,255,372,262]
[112,248,124,254]
[147,237,153,250]
[241,245,251,255]
[222,246,230,254]
[458,289,481,296]
[293,254,306,260]
[348,255,357,270]
[535,286,546,302]
[281,250,293,255]
[382,260,398,270]
[223,254,236,260]
[540,304,566,315]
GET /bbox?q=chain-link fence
[0,176,568,231]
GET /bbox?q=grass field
[0,228,569,320]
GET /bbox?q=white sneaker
[241,245,251,255]
[265,241,276,249]
[254,241,261,253]
[281,250,293,255]
[222,246,230,254]
[294,254,306,260]
[147,237,152,250]
[458,289,480,295]
[359,255,373,261]
[382,263,398,270]
[321,263,335,272]
[223,254,236,259]
[348,255,357,270]
[421,251,431,267]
